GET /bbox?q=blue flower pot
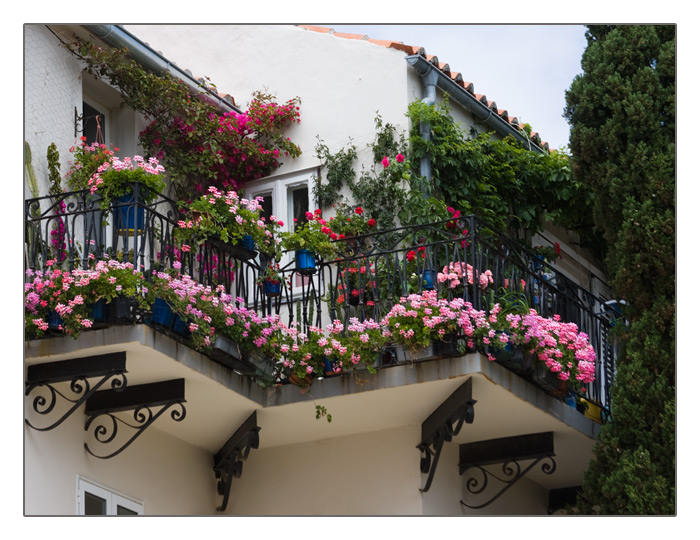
[239,234,255,251]
[46,310,63,331]
[115,192,144,233]
[422,269,437,290]
[150,298,176,328]
[295,249,316,275]
[172,314,191,337]
[229,234,256,261]
[90,299,108,321]
[263,279,282,298]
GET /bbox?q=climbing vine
[66,36,301,200]
[314,104,594,246]
[406,99,595,242]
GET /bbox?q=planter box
[107,296,132,323]
[172,314,191,337]
[243,348,276,380]
[494,346,534,377]
[150,298,175,328]
[210,336,244,370]
[211,337,276,380]
[434,333,462,358]
[394,342,438,364]
[531,364,568,397]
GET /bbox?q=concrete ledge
[25,327,601,438]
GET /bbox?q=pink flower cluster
[437,262,493,290]
[25,259,147,338]
[503,310,597,383]
[88,155,165,194]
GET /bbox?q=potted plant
[380,290,470,363]
[65,138,118,191]
[328,203,377,253]
[257,262,285,298]
[88,155,166,230]
[280,209,336,274]
[177,187,271,260]
[24,259,149,340]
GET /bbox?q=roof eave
[406,54,546,154]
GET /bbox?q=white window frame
[76,476,144,516]
[246,169,316,293]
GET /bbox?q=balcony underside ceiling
[25,325,599,490]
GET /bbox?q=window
[82,99,107,146]
[77,477,143,516]
[246,170,316,291]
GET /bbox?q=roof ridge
[295,24,549,150]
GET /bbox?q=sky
[332,24,588,151]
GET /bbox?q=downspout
[407,56,439,193]
[79,24,241,114]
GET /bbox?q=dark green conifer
[564,24,675,515]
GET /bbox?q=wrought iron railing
[24,187,617,415]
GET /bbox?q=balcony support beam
[25,352,127,432]
[417,377,476,493]
[459,431,556,509]
[83,378,186,459]
[213,411,261,512]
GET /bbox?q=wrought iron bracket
[213,411,260,512]
[25,352,127,432]
[417,378,476,493]
[459,431,556,509]
[84,378,186,460]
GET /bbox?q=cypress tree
[564,25,675,514]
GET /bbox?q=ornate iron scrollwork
[25,353,127,432]
[83,379,186,459]
[459,432,556,509]
[417,378,476,493]
[213,411,260,512]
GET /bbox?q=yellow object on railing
[580,398,603,423]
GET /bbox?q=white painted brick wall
[24,25,83,198]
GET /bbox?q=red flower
[330,233,338,240]
[355,207,363,215]
[368,218,376,227]
[396,153,405,163]
[406,250,416,262]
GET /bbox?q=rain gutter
[406,54,544,155]
[79,24,242,114]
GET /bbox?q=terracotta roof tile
[295,24,548,150]
[332,32,368,40]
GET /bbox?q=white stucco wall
[125,25,413,176]
[223,424,423,515]
[24,403,217,515]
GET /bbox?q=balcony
[24,186,618,512]
[24,185,616,416]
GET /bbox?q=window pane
[259,194,273,221]
[116,505,139,516]
[292,187,309,231]
[82,102,106,146]
[84,491,107,515]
